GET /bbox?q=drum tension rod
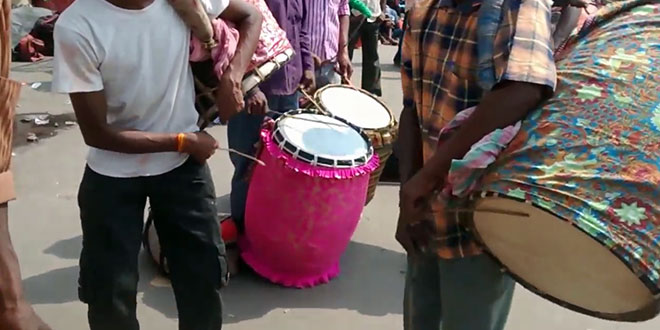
[448,208,530,217]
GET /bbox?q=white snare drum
[312,85,397,204]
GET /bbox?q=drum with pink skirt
[240,109,379,288]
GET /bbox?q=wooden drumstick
[448,208,530,217]
[216,146,266,166]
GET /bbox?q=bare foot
[0,303,52,330]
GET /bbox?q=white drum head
[472,197,655,318]
[317,86,391,129]
[277,113,369,162]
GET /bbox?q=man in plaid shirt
[396,0,569,328]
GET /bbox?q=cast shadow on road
[23,195,406,324]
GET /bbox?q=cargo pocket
[216,244,230,288]
[77,249,91,304]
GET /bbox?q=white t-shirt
[52,0,229,178]
[351,0,382,21]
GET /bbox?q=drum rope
[265,110,345,127]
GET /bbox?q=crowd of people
[1,0,660,329]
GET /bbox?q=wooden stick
[447,208,530,217]
[216,147,266,166]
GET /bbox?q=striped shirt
[401,0,556,258]
[306,0,350,61]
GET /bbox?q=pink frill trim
[260,124,380,180]
[239,236,340,289]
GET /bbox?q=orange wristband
[176,133,186,152]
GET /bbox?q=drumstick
[216,146,266,166]
[448,208,530,217]
[297,87,325,111]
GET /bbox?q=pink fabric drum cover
[240,111,379,288]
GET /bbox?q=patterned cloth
[439,107,521,198]
[401,0,556,258]
[474,0,660,291]
[306,0,350,61]
[187,0,292,79]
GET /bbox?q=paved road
[6,45,660,330]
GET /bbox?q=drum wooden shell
[461,194,660,321]
[312,85,398,205]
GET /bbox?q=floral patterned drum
[460,1,660,321]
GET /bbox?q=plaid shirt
[401,0,556,259]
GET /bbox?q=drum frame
[308,84,398,204]
[312,84,398,149]
[271,108,375,169]
[460,192,660,322]
[193,48,295,129]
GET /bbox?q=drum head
[274,111,371,167]
[471,197,656,320]
[316,85,392,130]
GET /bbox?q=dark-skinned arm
[214,0,263,120]
[70,92,217,162]
[337,0,353,78]
[420,81,550,183]
[219,0,262,80]
[398,105,423,184]
[70,91,178,153]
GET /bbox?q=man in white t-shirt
[51,0,261,328]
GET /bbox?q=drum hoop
[313,84,399,140]
[272,109,375,168]
[460,191,660,321]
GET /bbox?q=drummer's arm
[69,91,181,154]
[422,81,550,180]
[398,24,423,183]
[299,0,314,71]
[419,2,558,185]
[219,0,263,79]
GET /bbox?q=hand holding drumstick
[178,131,264,166]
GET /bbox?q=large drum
[451,1,660,321]
[312,85,397,204]
[240,109,379,288]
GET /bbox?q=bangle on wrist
[176,133,186,152]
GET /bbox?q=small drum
[240,109,379,288]
[170,0,295,128]
[312,84,397,204]
[451,3,660,321]
[193,47,295,128]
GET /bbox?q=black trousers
[77,158,228,330]
[348,17,383,96]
